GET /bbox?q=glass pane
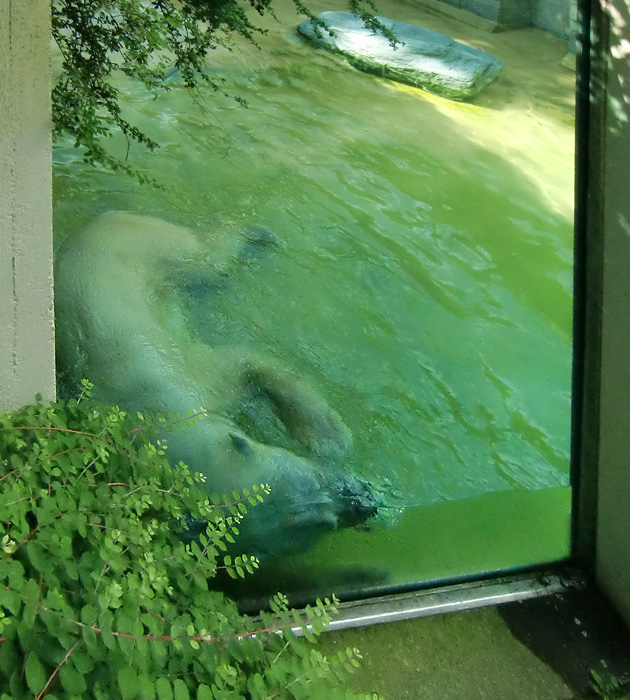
[53,0,575,608]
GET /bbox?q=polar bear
[54,212,377,558]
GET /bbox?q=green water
[53,1,575,603]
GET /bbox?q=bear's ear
[228,432,253,455]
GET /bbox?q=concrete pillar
[588,0,630,627]
[0,0,55,411]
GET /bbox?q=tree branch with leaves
[51,0,389,178]
[0,387,382,699]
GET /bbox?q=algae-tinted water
[53,0,575,601]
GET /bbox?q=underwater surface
[53,0,575,604]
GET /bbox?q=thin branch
[0,468,21,483]
[47,446,86,460]
[6,589,299,646]
[0,426,108,440]
[35,641,81,700]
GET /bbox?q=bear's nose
[336,476,379,528]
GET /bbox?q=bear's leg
[235,356,353,459]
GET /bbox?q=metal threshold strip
[295,568,584,634]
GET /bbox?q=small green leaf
[81,604,97,626]
[173,679,190,700]
[71,649,94,676]
[82,622,98,648]
[118,665,139,699]
[138,674,157,700]
[156,677,173,700]
[99,609,115,650]
[25,654,47,695]
[0,639,18,679]
[0,587,21,616]
[60,663,87,694]
[197,684,212,700]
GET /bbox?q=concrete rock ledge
[297,11,503,100]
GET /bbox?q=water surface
[53,0,575,603]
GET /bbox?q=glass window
[53,0,576,608]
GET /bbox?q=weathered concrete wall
[531,0,572,38]
[433,0,574,38]
[436,0,530,25]
[593,0,630,628]
[0,0,55,411]
[494,0,532,26]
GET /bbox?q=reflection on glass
[53,0,575,607]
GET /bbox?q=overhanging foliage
[51,0,390,178]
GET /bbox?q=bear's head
[168,421,378,559]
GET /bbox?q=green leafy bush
[0,385,381,699]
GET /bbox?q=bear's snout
[332,475,379,528]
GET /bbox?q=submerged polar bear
[54,212,377,558]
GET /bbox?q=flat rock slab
[297,11,503,100]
